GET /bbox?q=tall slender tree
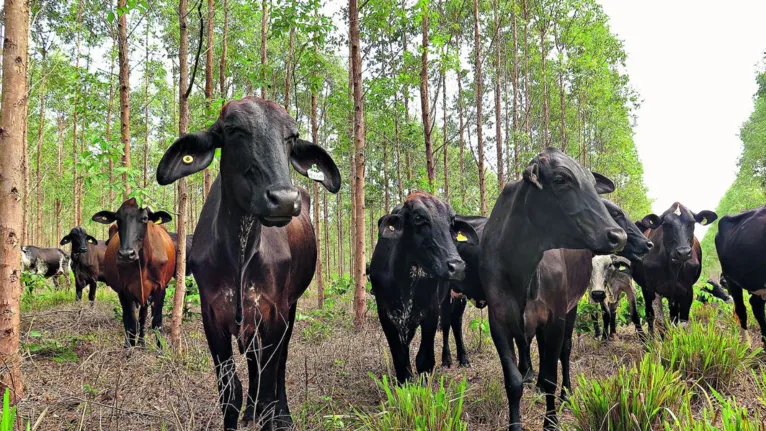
[493,0,504,190]
[260,0,269,98]
[118,0,131,199]
[171,0,190,350]
[73,0,84,225]
[0,0,30,401]
[36,45,48,244]
[473,0,487,215]
[350,0,367,326]
[419,3,434,188]
[204,0,215,198]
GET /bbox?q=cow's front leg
[137,303,148,347]
[451,298,470,367]
[118,292,138,347]
[203,316,241,431]
[729,282,750,345]
[378,309,414,383]
[416,311,438,377]
[749,294,766,347]
[440,297,453,368]
[150,288,166,348]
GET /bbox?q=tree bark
[442,72,449,203]
[311,55,324,308]
[457,62,466,208]
[144,17,150,189]
[204,0,215,199]
[118,0,131,199]
[171,0,190,351]
[107,28,116,206]
[539,3,550,147]
[219,0,228,97]
[473,0,486,216]
[284,26,294,111]
[350,0,367,326]
[511,3,519,179]
[73,0,83,226]
[394,94,404,202]
[260,0,268,99]
[493,0,504,191]
[56,115,64,243]
[36,47,47,244]
[419,6,434,188]
[0,0,30,400]
[523,0,531,144]
[337,191,343,276]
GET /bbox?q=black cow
[167,232,194,277]
[696,277,732,304]
[21,245,71,289]
[633,203,717,336]
[369,191,478,383]
[479,148,627,431]
[60,227,108,303]
[716,206,766,345]
[156,97,341,430]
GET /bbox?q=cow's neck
[392,238,429,283]
[217,188,264,269]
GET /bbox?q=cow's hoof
[242,405,255,423]
[458,360,471,368]
[441,360,452,369]
[740,328,751,348]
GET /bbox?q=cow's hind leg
[276,304,298,422]
[118,292,138,347]
[600,302,609,341]
[451,298,470,367]
[440,297,453,368]
[749,294,766,346]
[643,287,655,340]
[729,282,749,344]
[559,308,577,403]
[204,319,241,431]
[416,310,438,377]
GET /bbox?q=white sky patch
[598,0,766,239]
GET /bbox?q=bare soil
[16,289,766,430]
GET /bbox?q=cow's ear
[92,211,117,225]
[640,214,661,230]
[156,131,218,186]
[291,139,342,193]
[592,172,615,194]
[148,210,172,225]
[523,161,543,190]
[694,210,718,226]
[452,220,479,245]
[379,214,404,239]
[60,235,72,245]
[86,235,98,245]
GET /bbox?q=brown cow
[155,97,341,430]
[93,198,176,347]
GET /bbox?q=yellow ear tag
[182,155,194,165]
[701,217,707,225]
[618,264,628,271]
[388,225,395,231]
[456,232,468,242]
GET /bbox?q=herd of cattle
[18,97,766,431]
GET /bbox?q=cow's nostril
[607,228,627,251]
[646,241,654,250]
[591,291,606,302]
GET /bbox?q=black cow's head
[377,191,478,280]
[602,199,654,262]
[91,198,172,263]
[155,97,341,227]
[60,226,98,255]
[649,202,717,264]
[522,148,626,254]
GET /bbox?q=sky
[597,0,766,238]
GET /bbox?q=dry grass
[15,287,766,430]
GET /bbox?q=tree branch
[185,0,204,99]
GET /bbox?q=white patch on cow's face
[673,205,681,216]
[20,250,31,269]
[588,255,610,300]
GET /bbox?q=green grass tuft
[565,355,689,431]
[355,373,468,431]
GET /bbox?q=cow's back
[716,207,766,290]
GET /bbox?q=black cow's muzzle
[591,290,606,302]
[446,259,466,281]
[670,246,692,263]
[117,248,138,262]
[256,186,301,227]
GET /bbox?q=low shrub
[753,367,766,408]
[355,373,468,431]
[566,355,689,431]
[648,319,760,392]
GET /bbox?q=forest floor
[14,283,766,430]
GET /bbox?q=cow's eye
[141,216,149,223]
[553,176,566,185]
[413,215,425,224]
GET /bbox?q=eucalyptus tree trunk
[171,0,190,350]
[107,28,116,206]
[0,0,30,401]
[493,0,504,191]
[143,17,150,189]
[350,0,367,326]
[512,3,520,179]
[219,0,228,97]
[118,0,131,199]
[473,0,487,216]
[420,5,434,188]
[457,62,466,208]
[36,47,47,244]
[394,93,404,202]
[311,53,324,308]
[73,0,84,225]
[204,0,215,199]
[442,72,449,203]
[56,115,64,242]
[260,0,268,99]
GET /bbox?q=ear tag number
[182,155,194,165]
[456,232,468,242]
[308,164,325,182]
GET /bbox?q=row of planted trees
[0,0,651,400]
